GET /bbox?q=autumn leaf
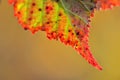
[8,0,120,70]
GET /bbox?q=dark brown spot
[38,8,42,11]
[68,30,71,32]
[71,33,74,35]
[28,18,32,21]
[30,11,33,14]
[46,21,50,24]
[76,32,79,35]
[24,27,28,30]
[32,3,36,6]
[17,11,21,14]
[59,13,62,16]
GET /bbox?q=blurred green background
[0,1,120,80]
